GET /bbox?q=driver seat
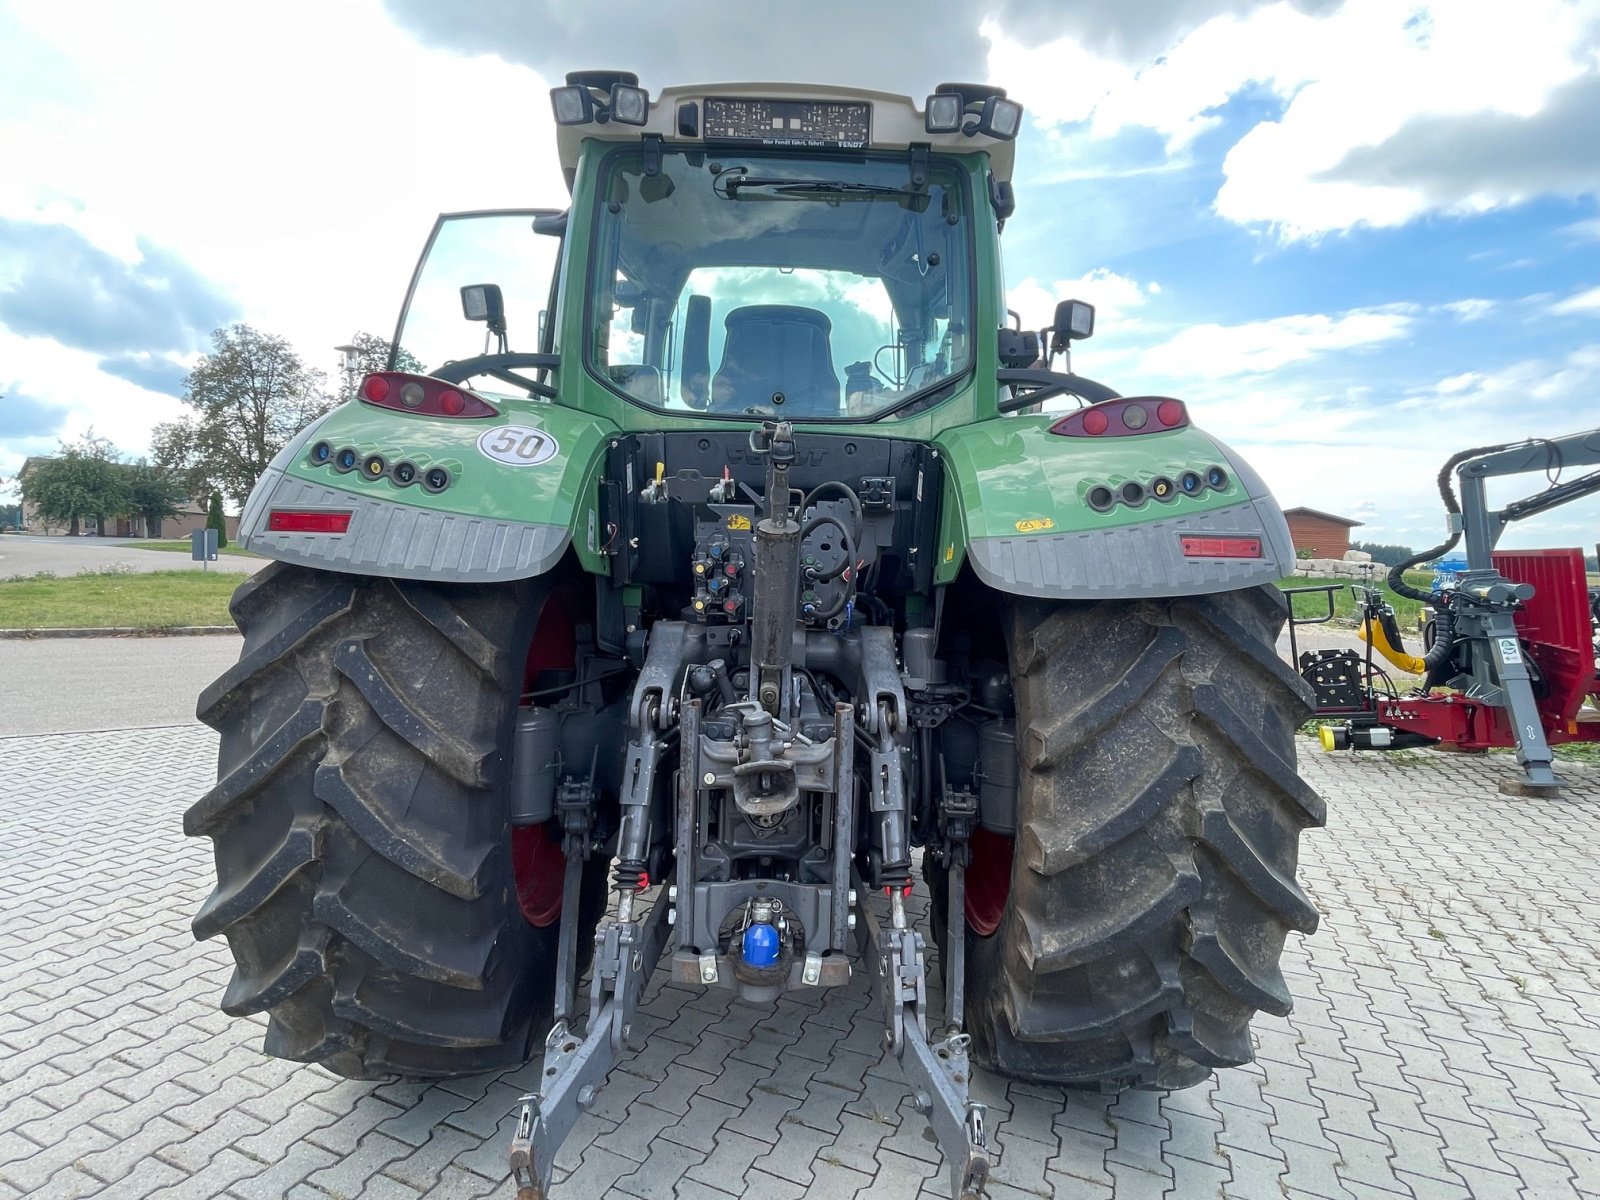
[711,306,841,416]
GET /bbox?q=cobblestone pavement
[2,726,1597,1199]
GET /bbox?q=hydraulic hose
[801,481,864,532]
[1385,441,1517,601]
[1420,607,1458,689]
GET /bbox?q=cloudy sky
[2,0,1598,551]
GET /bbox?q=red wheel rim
[512,590,579,929]
[963,826,1013,937]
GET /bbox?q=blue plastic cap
[742,922,780,968]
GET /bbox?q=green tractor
[186,73,1322,1199]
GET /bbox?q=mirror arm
[996,368,1121,413]
[488,368,557,399]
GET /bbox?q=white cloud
[1214,1,1600,236]
[1162,344,1600,551]
[0,0,567,463]
[1139,305,1416,377]
[1007,268,1158,331]
[1550,286,1600,316]
[1440,299,1496,322]
[987,0,1600,238]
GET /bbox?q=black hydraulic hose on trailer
[1420,606,1458,689]
[1385,440,1518,602]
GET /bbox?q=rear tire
[184,563,606,1079]
[937,585,1324,1090]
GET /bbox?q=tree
[19,431,128,535]
[125,460,188,538]
[1349,541,1420,568]
[153,324,335,508]
[338,331,423,404]
[207,492,229,550]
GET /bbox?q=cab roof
[553,80,1017,186]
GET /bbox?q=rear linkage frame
[509,425,990,1200]
[509,665,991,1200]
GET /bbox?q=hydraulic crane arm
[1456,428,1600,564]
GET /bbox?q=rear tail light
[1050,397,1187,437]
[268,510,352,534]
[359,372,497,419]
[1181,535,1261,559]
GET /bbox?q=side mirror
[461,284,506,336]
[532,210,568,237]
[1050,299,1094,356]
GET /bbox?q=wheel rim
[511,587,578,929]
[964,826,1013,937]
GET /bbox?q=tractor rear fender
[236,399,617,582]
[933,413,1294,598]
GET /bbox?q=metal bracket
[509,880,673,1200]
[1446,573,1564,795]
[551,758,598,1027]
[938,784,977,1032]
[855,882,991,1200]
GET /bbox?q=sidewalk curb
[0,625,239,640]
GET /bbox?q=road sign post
[191,528,218,571]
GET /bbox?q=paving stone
[225,1142,341,1200]
[662,1093,743,1154]
[415,1165,502,1200]
[4,726,1600,1200]
[686,1129,772,1193]
[304,1131,413,1196]
[384,1126,483,1192]
[614,1139,711,1199]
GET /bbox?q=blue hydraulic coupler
[742,921,780,968]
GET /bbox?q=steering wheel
[430,353,559,399]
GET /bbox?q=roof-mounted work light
[924,92,964,133]
[610,82,649,125]
[550,85,594,125]
[926,83,1024,140]
[551,71,649,127]
[971,95,1023,140]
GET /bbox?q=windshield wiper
[718,176,927,204]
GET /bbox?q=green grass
[122,539,261,558]
[0,569,240,629]
[1275,570,1434,628]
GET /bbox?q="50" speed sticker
[477,425,560,467]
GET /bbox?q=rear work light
[1051,397,1187,437]
[267,510,352,534]
[1180,535,1261,559]
[359,372,498,419]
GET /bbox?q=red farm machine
[1289,428,1600,796]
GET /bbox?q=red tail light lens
[268,510,352,534]
[1050,396,1188,437]
[1180,535,1261,559]
[358,372,497,419]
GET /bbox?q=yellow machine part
[1357,616,1427,676]
[1319,725,1337,752]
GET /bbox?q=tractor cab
[392,76,1020,427]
